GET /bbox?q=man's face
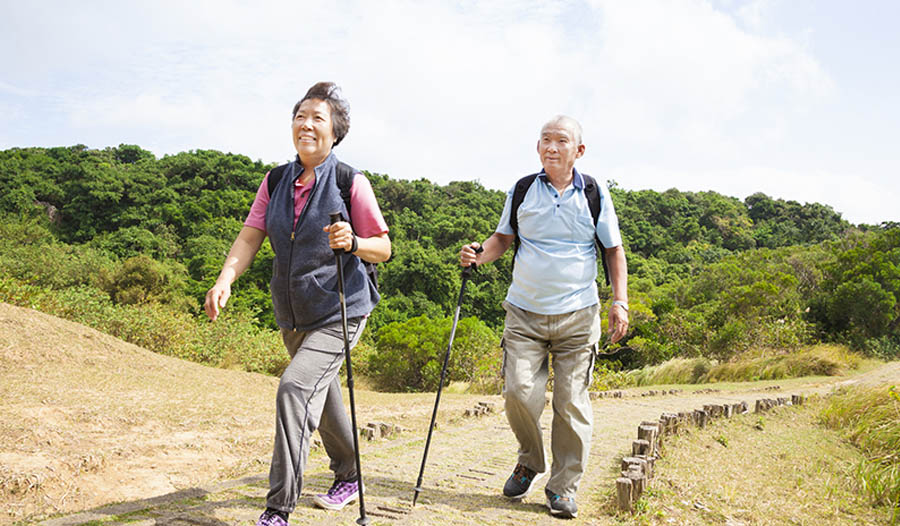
[537,123,584,176]
[292,98,335,163]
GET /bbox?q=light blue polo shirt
[496,168,622,315]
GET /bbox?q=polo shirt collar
[537,168,585,189]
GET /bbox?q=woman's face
[292,98,335,166]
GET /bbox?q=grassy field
[3,301,899,526]
[632,395,898,526]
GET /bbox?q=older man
[460,115,628,519]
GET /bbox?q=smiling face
[537,119,585,179]
[292,98,335,168]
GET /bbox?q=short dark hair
[292,82,351,147]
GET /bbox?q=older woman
[204,82,390,526]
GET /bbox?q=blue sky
[2,0,898,225]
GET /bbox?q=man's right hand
[204,282,231,321]
[460,242,481,267]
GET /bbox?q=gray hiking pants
[266,318,364,512]
[501,301,600,498]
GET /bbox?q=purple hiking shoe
[255,509,288,526]
[313,479,360,511]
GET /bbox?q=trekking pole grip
[462,245,484,278]
[329,212,344,256]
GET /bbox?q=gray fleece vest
[265,153,379,331]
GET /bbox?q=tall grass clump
[703,344,861,382]
[820,385,900,519]
[627,345,862,386]
[628,357,713,386]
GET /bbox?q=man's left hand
[608,304,629,344]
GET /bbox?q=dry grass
[820,384,900,511]
[0,303,483,525]
[636,398,892,526]
[629,345,865,387]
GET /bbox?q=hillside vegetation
[1,145,898,390]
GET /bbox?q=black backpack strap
[335,161,380,291]
[266,163,290,197]
[582,174,610,286]
[510,173,539,256]
[335,161,355,222]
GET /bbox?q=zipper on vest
[287,211,297,330]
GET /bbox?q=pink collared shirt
[244,171,389,236]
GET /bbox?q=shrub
[590,360,634,391]
[97,254,194,310]
[370,315,500,392]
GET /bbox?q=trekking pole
[330,212,370,526]
[412,246,483,507]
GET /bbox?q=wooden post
[622,456,648,477]
[638,425,659,457]
[625,466,645,500]
[616,477,633,512]
[635,454,655,478]
[693,409,708,428]
[633,439,650,456]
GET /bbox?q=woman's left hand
[323,221,355,252]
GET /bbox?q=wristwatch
[612,300,629,312]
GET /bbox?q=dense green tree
[3,144,895,375]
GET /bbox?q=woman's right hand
[204,281,231,321]
[460,242,481,267]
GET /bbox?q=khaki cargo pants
[501,301,600,498]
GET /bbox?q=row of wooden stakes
[463,400,497,417]
[615,393,805,512]
[359,421,406,441]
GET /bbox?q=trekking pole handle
[329,212,345,256]
[462,246,484,277]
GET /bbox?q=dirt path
[34,361,900,526]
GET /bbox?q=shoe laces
[513,464,535,483]
[548,492,573,504]
[257,510,286,526]
[327,479,357,498]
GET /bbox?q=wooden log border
[614,393,804,512]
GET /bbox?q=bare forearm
[216,226,266,285]
[353,233,391,263]
[605,245,628,302]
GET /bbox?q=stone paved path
[37,362,900,526]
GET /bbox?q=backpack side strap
[582,174,610,286]
[265,163,290,198]
[510,173,539,256]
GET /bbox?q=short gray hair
[540,115,583,145]
[292,82,351,147]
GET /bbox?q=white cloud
[4,0,895,224]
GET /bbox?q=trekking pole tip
[356,516,371,525]
[412,486,423,507]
